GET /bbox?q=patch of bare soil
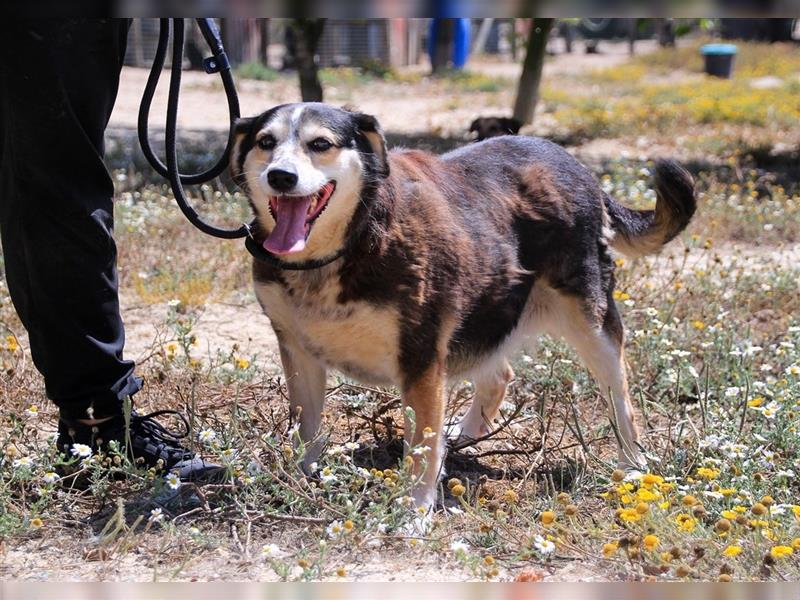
[120,294,282,373]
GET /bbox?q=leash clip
[203,51,230,74]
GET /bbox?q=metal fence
[124,19,426,71]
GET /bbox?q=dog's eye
[308,138,333,152]
[257,135,276,151]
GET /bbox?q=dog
[230,103,696,512]
[469,116,522,141]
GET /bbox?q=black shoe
[57,408,223,482]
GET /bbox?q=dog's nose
[267,168,299,193]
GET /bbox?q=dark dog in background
[469,116,522,141]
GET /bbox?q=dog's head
[231,103,389,259]
[469,116,522,141]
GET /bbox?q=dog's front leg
[277,338,327,470]
[402,359,446,513]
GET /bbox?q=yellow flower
[602,542,618,557]
[643,535,659,551]
[721,510,737,519]
[503,489,519,504]
[540,511,556,526]
[719,488,736,497]
[619,508,642,523]
[613,290,631,301]
[692,320,705,330]
[336,567,346,577]
[637,488,659,502]
[791,538,800,551]
[723,545,742,557]
[30,517,43,529]
[6,335,19,352]
[696,467,720,480]
[641,473,663,487]
[451,484,466,497]
[747,397,765,408]
[682,495,698,506]
[235,357,250,370]
[675,513,696,532]
[769,546,793,560]
[793,505,800,519]
[658,501,670,510]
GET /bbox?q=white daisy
[42,471,60,484]
[165,472,181,491]
[149,508,164,523]
[533,535,556,554]
[326,520,344,539]
[261,543,284,559]
[197,428,217,444]
[70,443,92,458]
[12,456,34,469]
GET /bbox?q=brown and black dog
[469,116,522,141]
[230,103,696,513]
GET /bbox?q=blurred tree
[512,18,555,126]
[291,19,325,102]
[259,19,270,65]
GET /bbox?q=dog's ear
[503,117,522,135]
[229,116,255,187]
[353,112,389,178]
[469,118,481,133]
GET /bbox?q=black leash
[138,18,345,269]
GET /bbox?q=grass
[235,62,280,82]
[1,42,800,581]
[541,40,800,154]
[1,157,798,581]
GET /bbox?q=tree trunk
[431,18,455,75]
[259,18,270,65]
[512,18,555,126]
[292,19,325,102]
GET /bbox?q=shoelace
[129,409,191,451]
[131,410,192,464]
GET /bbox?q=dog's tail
[604,159,696,259]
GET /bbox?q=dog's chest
[255,276,401,384]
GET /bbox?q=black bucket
[701,43,738,78]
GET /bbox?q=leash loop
[139,18,345,267]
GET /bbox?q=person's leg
[0,19,140,424]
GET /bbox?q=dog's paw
[446,421,485,447]
[397,510,433,538]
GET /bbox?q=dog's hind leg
[546,294,644,470]
[277,339,327,470]
[451,360,514,442]
[402,360,447,513]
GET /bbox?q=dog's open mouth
[263,181,336,255]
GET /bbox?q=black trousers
[0,19,140,419]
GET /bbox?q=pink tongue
[264,196,312,255]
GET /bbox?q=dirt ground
[111,40,658,138]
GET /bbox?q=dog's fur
[230,103,696,510]
[469,116,522,141]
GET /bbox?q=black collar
[244,234,346,271]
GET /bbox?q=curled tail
[605,159,696,259]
